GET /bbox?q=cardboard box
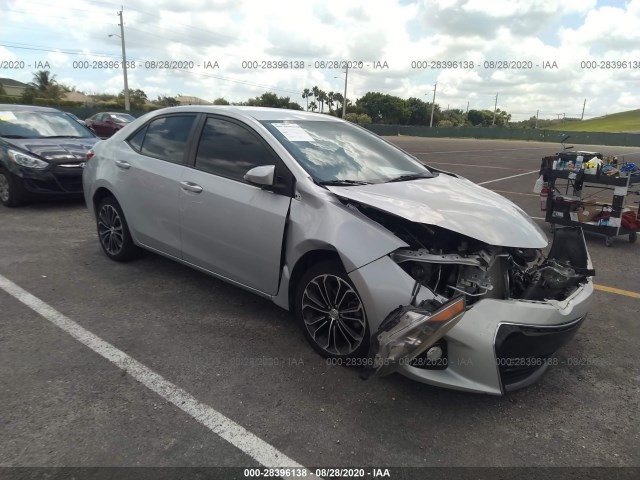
[577,204,600,223]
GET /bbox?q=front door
[180,116,292,295]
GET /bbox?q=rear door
[114,114,199,258]
[179,115,293,295]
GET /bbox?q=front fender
[271,186,407,310]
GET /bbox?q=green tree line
[7,70,518,127]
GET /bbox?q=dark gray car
[0,104,98,206]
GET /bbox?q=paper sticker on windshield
[273,123,314,142]
[0,111,17,121]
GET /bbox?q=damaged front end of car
[388,223,595,306]
[348,202,595,391]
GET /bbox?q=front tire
[295,260,370,359]
[96,196,140,261]
[0,167,28,207]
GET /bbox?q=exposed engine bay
[350,204,595,304]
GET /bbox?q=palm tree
[302,88,311,111]
[30,70,57,93]
[327,92,335,114]
[27,70,62,100]
[317,90,327,113]
[309,101,318,112]
[311,86,320,105]
[333,92,344,117]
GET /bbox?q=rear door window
[138,115,197,164]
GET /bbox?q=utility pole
[535,109,539,129]
[342,64,348,119]
[491,93,498,126]
[429,82,437,127]
[117,9,130,111]
[466,100,469,113]
[581,98,586,120]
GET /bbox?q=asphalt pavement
[0,137,638,474]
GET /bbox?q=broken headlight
[361,296,466,379]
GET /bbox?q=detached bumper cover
[397,280,593,394]
[350,254,594,394]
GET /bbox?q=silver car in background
[82,106,594,395]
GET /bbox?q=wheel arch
[92,186,116,211]
[287,248,343,312]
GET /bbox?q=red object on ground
[621,211,640,230]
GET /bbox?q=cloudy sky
[1,0,639,120]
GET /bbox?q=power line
[5,7,119,25]
[0,42,302,96]
[11,0,321,59]
[5,6,231,53]
[0,42,119,59]
[4,4,333,81]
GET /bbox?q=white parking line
[478,170,539,185]
[0,273,314,474]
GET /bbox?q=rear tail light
[86,149,95,161]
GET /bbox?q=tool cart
[541,147,640,246]
[544,169,639,246]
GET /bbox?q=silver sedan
[82,106,594,395]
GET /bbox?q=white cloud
[1,0,638,119]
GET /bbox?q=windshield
[111,113,135,123]
[0,110,94,139]
[261,120,433,184]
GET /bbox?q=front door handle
[115,160,131,170]
[180,181,203,193]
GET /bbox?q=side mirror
[244,165,275,187]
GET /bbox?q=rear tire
[96,195,140,261]
[0,167,28,207]
[294,260,370,360]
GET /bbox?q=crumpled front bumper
[348,254,594,395]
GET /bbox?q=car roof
[0,104,62,113]
[145,105,343,122]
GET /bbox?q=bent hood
[327,174,548,248]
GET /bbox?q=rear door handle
[180,181,203,193]
[115,160,131,170]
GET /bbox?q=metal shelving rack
[544,168,639,246]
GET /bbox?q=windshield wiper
[1,134,29,139]
[385,173,433,183]
[318,179,372,186]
